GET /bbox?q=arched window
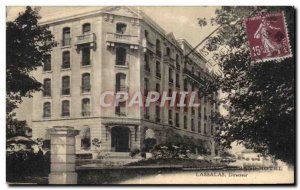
[43,78,51,97]
[80,127,91,150]
[43,102,51,118]
[62,27,71,46]
[62,76,70,95]
[82,23,91,34]
[61,100,70,117]
[82,98,90,116]
[116,47,126,65]
[144,53,150,71]
[116,23,127,34]
[81,73,90,93]
[116,73,126,92]
[176,54,180,64]
[81,47,91,66]
[62,51,70,69]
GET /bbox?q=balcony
[106,32,139,46]
[156,72,161,79]
[61,38,71,47]
[115,85,128,92]
[183,68,206,86]
[81,85,91,93]
[142,39,155,54]
[75,33,96,46]
[164,54,175,63]
[156,50,162,58]
[81,111,91,117]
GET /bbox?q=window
[144,53,150,72]
[62,27,71,46]
[43,55,51,71]
[156,83,160,93]
[82,98,90,116]
[81,47,90,66]
[145,30,149,39]
[144,78,149,96]
[211,124,214,135]
[116,23,127,34]
[62,76,70,95]
[168,109,173,125]
[81,128,91,150]
[175,113,179,127]
[184,116,187,129]
[116,73,126,92]
[144,107,150,119]
[204,123,207,135]
[81,73,90,93]
[43,79,51,97]
[156,61,161,78]
[156,39,161,57]
[82,23,91,35]
[198,121,201,133]
[176,54,180,64]
[169,68,173,83]
[43,102,51,118]
[61,100,70,117]
[116,47,126,65]
[166,47,171,56]
[184,79,188,91]
[176,73,180,87]
[204,106,207,120]
[191,119,195,131]
[116,101,126,116]
[155,105,160,122]
[62,51,70,69]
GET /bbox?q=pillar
[47,126,79,184]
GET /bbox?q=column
[47,126,79,184]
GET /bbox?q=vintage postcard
[6,6,295,185]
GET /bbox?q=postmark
[245,11,292,62]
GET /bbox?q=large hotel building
[31,6,220,156]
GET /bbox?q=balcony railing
[115,85,128,92]
[81,85,91,93]
[183,68,206,86]
[106,32,139,45]
[61,63,70,69]
[75,33,96,46]
[142,39,155,53]
[61,38,71,47]
[156,50,162,58]
[164,54,174,63]
[82,111,91,117]
[155,117,160,122]
[61,88,70,95]
[156,72,161,78]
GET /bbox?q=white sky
[6,6,219,47]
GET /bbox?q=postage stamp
[245,11,292,62]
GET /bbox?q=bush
[7,150,50,180]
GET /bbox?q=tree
[6,6,56,135]
[198,7,295,164]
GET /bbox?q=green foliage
[199,7,295,164]
[6,6,56,135]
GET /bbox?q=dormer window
[116,23,127,34]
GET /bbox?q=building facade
[31,6,219,156]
